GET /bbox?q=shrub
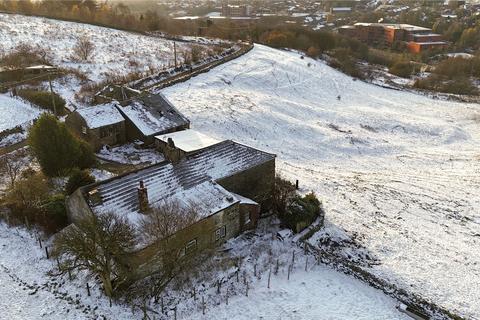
[389,61,414,78]
[41,194,69,233]
[28,114,96,176]
[65,169,95,195]
[280,192,323,233]
[17,89,66,115]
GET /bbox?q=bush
[280,192,323,233]
[28,114,96,176]
[65,169,95,195]
[17,89,66,116]
[41,194,69,233]
[389,61,414,78]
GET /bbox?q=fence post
[275,259,279,275]
[161,296,164,314]
[246,282,249,297]
[217,280,221,294]
[202,296,205,315]
[174,305,177,320]
[24,216,29,229]
[267,268,271,289]
[292,251,295,266]
[45,246,49,259]
[193,286,196,301]
[254,264,257,277]
[38,237,42,249]
[236,270,239,283]
[287,265,291,281]
[86,282,90,296]
[305,257,308,272]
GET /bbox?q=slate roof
[86,140,275,228]
[76,103,124,129]
[117,93,190,137]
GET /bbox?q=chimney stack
[137,180,149,212]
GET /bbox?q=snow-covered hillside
[0,13,195,82]
[0,94,41,131]
[162,45,480,318]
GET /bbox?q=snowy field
[0,94,42,132]
[162,45,480,318]
[0,222,409,320]
[0,13,196,82]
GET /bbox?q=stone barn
[65,104,126,151]
[66,139,275,278]
[115,93,190,145]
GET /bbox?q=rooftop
[76,103,124,129]
[155,129,221,153]
[354,22,431,32]
[85,140,275,231]
[117,93,189,137]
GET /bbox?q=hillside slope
[163,44,480,318]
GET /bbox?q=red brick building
[339,23,448,53]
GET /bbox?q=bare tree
[131,201,200,300]
[71,35,95,62]
[273,175,296,216]
[53,212,136,297]
[0,149,27,189]
[190,45,203,64]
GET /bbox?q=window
[214,226,226,241]
[82,126,87,135]
[185,239,197,254]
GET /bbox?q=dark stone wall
[217,159,275,212]
[65,112,126,151]
[130,203,241,279]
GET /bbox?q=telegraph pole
[173,41,178,68]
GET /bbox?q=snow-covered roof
[118,93,189,137]
[155,129,221,153]
[76,104,125,129]
[84,140,275,233]
[231,192,258,205]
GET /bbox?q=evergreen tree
[28,114,95,176]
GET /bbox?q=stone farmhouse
[66,129,276,278]
[65,103,126,151]
[66,92,190,151]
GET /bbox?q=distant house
[66,137,275,278]
[115,93,190,145]
[65,103,126,151]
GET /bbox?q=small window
[214,226,226,241]
[185,239,197,254]
[82,126,87,135]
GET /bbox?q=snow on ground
[0,221,409,320]
[0,13,196,82]
[0,94,42,132]
[162,44,480,318]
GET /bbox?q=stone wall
[130,203,241,279]
[65,189,94,223]
[65,112,126,151]
[218,159,275,212]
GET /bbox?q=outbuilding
[65,103,126,151]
